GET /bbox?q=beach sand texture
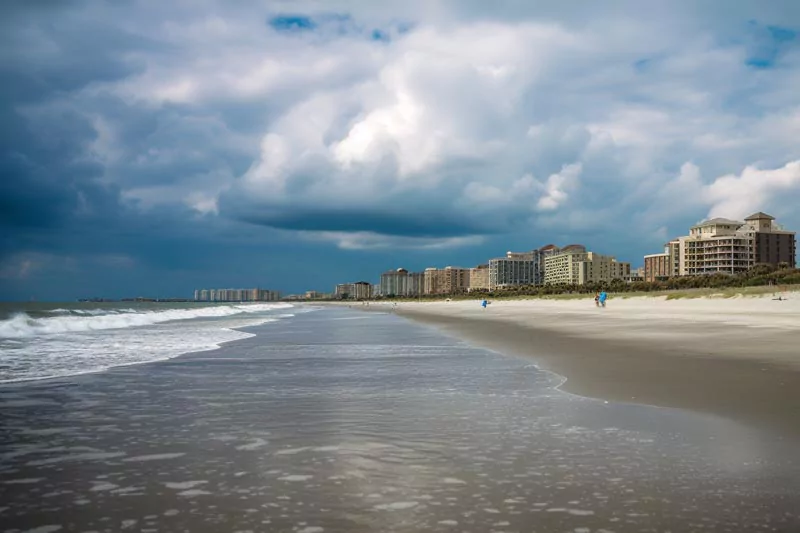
[379,293,800,439]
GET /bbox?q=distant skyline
[3,1,800,301]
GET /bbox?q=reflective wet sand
[1,308,799,532]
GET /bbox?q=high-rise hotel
[194,288,281,302]
[644,212,796,281]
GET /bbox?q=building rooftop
[691,217,743,228]
[744,211,775,221]
[559,244,587,253]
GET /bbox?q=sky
[2,0,800,300]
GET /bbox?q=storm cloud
[2,0,800,299]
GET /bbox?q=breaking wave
[0,303,293,339]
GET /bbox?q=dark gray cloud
[2,0,800,300]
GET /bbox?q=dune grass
[524,284,800,301]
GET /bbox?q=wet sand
[379,297,800,441]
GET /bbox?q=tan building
[469,264,490,291]
[674,212,796,276]
[580,253,631,283]
[543,245,588,285]
[424,266,469,295]
[544,245,631,285]
[424,267,442,295]
[442,266,470,294]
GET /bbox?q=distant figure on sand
[594,292,600,307]
[481,299,488,309]
[598,291,608,308]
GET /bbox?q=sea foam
[0,303,292,339]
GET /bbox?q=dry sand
[359,293,800,439]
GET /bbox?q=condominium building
[194,288,280,301]
[352,281,373,300]
[543,245,588,285]
[544,245,631,285]
[488,251,537,289]
[747,212,796,266]
[424,267,442,295]
[537,244,561,284]
[581,252,631,283]
[423,266,469,295]
[469,264,490,291]
[334,283,350,299]
[644,246,672,282]
[483,245,559,290]
[335,282,373,300]
[379,268,423,297]
[627,266,645,283]
[441,266,470,294]
[672,212,796,276]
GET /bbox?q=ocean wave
[45,308,138,316]
[0,303,293,339]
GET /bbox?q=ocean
[0,301,296,383]
[0,305,798,532]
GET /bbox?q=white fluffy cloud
[13,0,800,251]
[705,161,800,220]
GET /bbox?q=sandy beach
[359,294,800,440]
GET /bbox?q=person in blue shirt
[598,291,608,307]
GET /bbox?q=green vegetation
[375,264,800,302]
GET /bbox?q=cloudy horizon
[2,0,800,300]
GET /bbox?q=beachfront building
[484,245,559,290]
[644,245,673,282]
[749,213,797,265]
[334,283,354,299]
[442,266,470,294]
[469,264,490,291]
[488,251,537,289]
[423,266,470,295]
[379,268,423,297]
[423,268,440,295]
[537,244,561,283]
[333,282,373,300]
[626,267,645,283]
[194,288,281,301]
[544,245,631,285]
[581,253,631,284]
[654,212,797,277]
[352,281,373,300]
[543,245,588,285]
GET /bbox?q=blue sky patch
[744,22,798,69]
[268,15,317,32]
[371,28,390,42]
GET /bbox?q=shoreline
[351,296,800,440]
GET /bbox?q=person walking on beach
[594,292,600,307]
[599,291,608,308]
